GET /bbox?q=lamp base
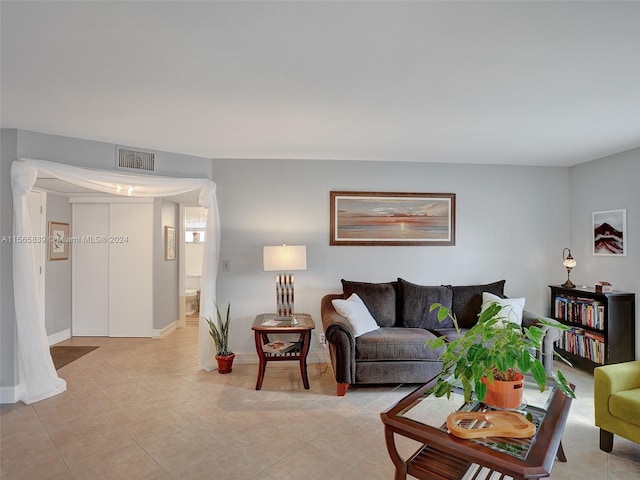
[561,279,575,288]
[275,273,295,317]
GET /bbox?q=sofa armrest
[522,311,563,375]
[321,294,357,385]
[595,360,640,396]
[595,360,640,434]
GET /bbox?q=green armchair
[594,360,640,452]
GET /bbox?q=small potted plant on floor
[426,302,575,408]
[206,302,234,374]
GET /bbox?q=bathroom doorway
[182,206,207,327]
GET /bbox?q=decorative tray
[447,411,536,439]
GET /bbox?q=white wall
[213,158,569,357]
[569,147,640,358]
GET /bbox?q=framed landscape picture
[330,191,456,246]
[593,209,626,256]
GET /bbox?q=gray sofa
[321,278,561,396]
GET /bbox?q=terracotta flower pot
[215,353,235,374]
[481,372,525,409]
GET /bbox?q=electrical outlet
[318,333,326,345]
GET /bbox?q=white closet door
[109,203,153,337]
[72,203,110,336]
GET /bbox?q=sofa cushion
[610,388,640,428]
[452,280,506,328]
[398,279,454,329]
[432,327,470,343]
[355,327,444,361]
[342,279,397,327]
[331,293,380,338]
[480,292,525,327]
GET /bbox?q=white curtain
[11,158,220,404]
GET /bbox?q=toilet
[185,288,199,315]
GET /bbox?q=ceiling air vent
[117,148,155,171]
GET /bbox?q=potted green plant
[426,302,576,408]
[206,302,234,374]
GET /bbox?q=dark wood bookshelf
[549,285,635,371]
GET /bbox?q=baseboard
[0,383,24,404]
[152,320,178,339]
[48,329,71,346]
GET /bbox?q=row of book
[554,296,605,330]
[556,327,605,365]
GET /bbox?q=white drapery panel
[11,159,220,404]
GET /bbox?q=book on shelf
[557,328,605,364]
[554,295,604,330]
[262,341,295,355]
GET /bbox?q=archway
[11,158,220,404]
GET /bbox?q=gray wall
[1,129,18,389]
[15,129,213,178]
[3,127,638,397]
[213,158,570,355]
[569,147,640,358]
[153,198,179,330]
[44,193,72,337]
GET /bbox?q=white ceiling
[2,1,639,167]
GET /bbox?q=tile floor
[1,326,639,479]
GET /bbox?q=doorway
[182,206,207,327]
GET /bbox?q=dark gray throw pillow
[451,280,506,328]
[398,278,454,329]
[341,279,397,327]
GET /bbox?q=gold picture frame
[165,226,176,260]
[330,191,456,246]
[48,221,70,260]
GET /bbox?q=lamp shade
[263,245,307,272]
[562,248,576,269]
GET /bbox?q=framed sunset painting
[330,191,456,246]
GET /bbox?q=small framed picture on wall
[48,221,69,261]
[165,226,176,260]
[593,209,626,256]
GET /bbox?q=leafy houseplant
[426,302,576,406]
[206,302,234,374]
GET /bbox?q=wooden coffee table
[380,375,573,480]
[252,313,315,390]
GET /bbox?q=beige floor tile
[309,415,385,467]
[65,443,169,480]
[169,447,262,480]
[355,444,400,480]
[140,425,220,473]
[0,429,72,480]
[342,467,384,480]
[3,328,640,480]
[264,444,353,480]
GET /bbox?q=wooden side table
[252,313,315,390]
